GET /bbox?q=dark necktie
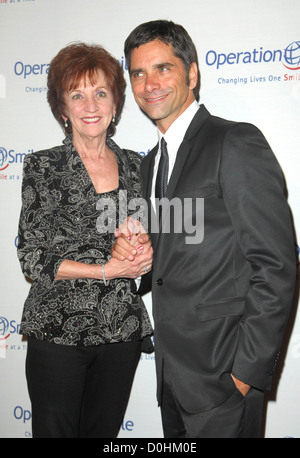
[155,138,169,200]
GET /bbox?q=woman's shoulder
[23,143,68,168]
[107,137,143,172]
[123,148,143,165]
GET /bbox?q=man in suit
[113,20,296,438]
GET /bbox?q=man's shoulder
[201,106,260,136]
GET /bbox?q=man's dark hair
[124,20,200,101]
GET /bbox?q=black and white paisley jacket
[17,135,153,347]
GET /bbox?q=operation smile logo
[205,40,300,85]
[0,317,10,341]
[0,317,21,340]
[0,316,24,358]
[0,317,9,358]
[0,146,32,172]
[0,147,9,171]
[206,40,300,70]
[283,41,300,70]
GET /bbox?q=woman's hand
[55,217,153,281]
[105,249,153,280]
[54,248,152,281]
[112,217,152,262]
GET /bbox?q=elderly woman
[17,43,153,438]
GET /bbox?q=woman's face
[63,70,116,143]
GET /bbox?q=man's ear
[189,62,198,91]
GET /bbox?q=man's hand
[231,374,251,397]
[112,217,152,262]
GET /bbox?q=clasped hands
[106,217,152,280]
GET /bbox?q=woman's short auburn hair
[47,42,126,137]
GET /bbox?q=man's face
[129,40,197,133]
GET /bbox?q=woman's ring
[145,266,149,272]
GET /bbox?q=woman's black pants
[26,337,141,438]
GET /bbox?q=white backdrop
[0,0,299,439]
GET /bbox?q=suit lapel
[142,105,211,248]
[165,137,190,201]
[159,105,210,233]
[144,145,157,201]
[166,105,210,201]
[141,145,160,248]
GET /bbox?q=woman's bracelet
[101,264,110,286]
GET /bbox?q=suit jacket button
[156,278,163,286]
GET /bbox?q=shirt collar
[157,100,199,151]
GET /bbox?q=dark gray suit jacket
[140,105,296,413]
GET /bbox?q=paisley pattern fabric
[17,135,152,346]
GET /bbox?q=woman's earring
[112,115,116,123]
[64,119,68,128]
